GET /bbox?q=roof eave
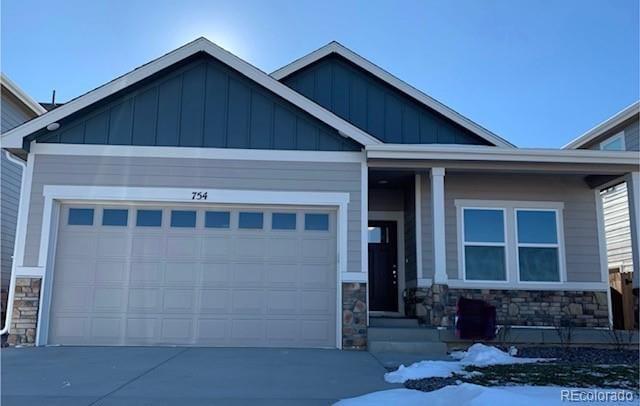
[563,101,640,149]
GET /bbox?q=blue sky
[2,0,638,147]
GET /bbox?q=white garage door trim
[36,185,350,348]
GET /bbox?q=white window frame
[455,200,567,287]
[460,207,509,283]
[514,208,565,284]
[599,132,626,151]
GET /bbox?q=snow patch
[384,344,549,383]
[335,383,625,406]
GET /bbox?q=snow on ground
[335,383,631,406]
[384,343,549,383]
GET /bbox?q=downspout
[1,150,27,335]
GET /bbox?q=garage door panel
[50,204,337,348]
[231,263,264,286]
[201,263,231,286]
[54,258,95,284]
[200,289,230,313]
[90,318,123,339]
[126,318,159,339]
[93,288,126,311]
[56,233,98,258]
[201,237,232,259]
[131,236,165,257]
[264,264,298,287]
[266,290,298,314]
[129,262,164,284]
[231,319,265,341]
[161,319,193,341]
[166,236,199,258]
[162,289,195,312]
[128,288,161,311]
[231,290,264,314]
[196,319,229,341]
[233,236,266,259]
[95,261,128,284]
[97,235,130,258]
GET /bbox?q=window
[68,208,94,225]
[600,132,625,151]
[102,209,128,226]
[461,209,506,281]
[272,213,296,230]
[136,210,162,227]
[239,212,263,229]
[205,211,230,228]
[516,210,560,282]
[304,213,329,231]
[171,210,196,227]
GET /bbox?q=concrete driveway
[1,346,398,405]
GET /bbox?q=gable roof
[1,73,47,117]
[271,42,515,148]
[563,101,640,149]
[1,38,381,149]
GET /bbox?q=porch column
[431,167,448,284]
[626,172,640,289]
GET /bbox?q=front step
[368,340,448,357]
[369,317,419,328]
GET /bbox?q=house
[564,102,640,329]
[1,38,638,349]
[0,74,46,332]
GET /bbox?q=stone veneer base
[405,284,609,328]
[342,282,367,350]
[7,277,41,346]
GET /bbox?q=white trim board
[564,101,640,149]
[1,73,47,115]
[270,42,515,148]
[33,185,351,348]
[30,143,365,163]
[599,132,626,151]
[2,38,381,149]
[366,143,640,166]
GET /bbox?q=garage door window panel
[205,211,230,228]
[68,208,95,225]
[272,213,297,230]
[136,210,163,227]
[102,209,128,226]
[239,212,263,229]
[304,213,329,231]
[171,210,197,228]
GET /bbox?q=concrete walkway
[1,346,398,405]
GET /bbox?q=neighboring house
[1,38,638,348]
[564,102,640,329]
[0,74,46,328]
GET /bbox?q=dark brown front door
[368,221,398,311]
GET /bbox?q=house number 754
[191,191,208,200]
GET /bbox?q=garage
[47,203,338,348]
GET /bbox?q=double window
[459,203,563,283]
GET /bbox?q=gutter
[1,151,26,336]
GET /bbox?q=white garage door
[48,203,337,348]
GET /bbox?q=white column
[415,173,424,285]
[626,172,640,289]
[431,167,448,284]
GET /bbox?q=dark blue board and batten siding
[35,54,360,151]
[280,54,492,146]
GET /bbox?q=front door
[368,221,398,312]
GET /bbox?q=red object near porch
[455,297,497,340]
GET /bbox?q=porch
[364,145,640,333]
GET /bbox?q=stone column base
[7,277,42,346]
[342,282,367,350]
